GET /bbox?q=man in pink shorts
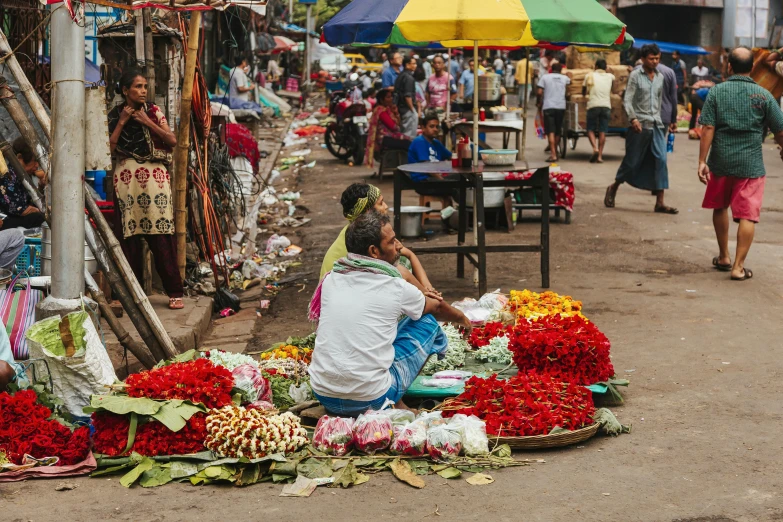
[698,47,783,281]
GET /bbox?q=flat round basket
[488,422,600,450]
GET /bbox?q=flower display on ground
[0,390,90,465]
[509,290,586,321]
[205,406,308,458]
[508,315,614,384]
[441,372,595,437]
[125,358,234,409]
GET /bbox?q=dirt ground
[7,117,783,522]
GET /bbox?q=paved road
[11,121,783,522]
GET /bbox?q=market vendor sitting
[407,113,458,203]
[309,211,471,416]
[0,138,46,231]
[319,183,435,296]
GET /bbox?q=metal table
[395,160,550,294]
[452,120,526,159]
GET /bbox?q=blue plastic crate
[15,237,42,276]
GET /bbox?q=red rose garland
[125,359,234,409]
[0,390,90,465]
[508,315,614,385]
[441,372,595,437]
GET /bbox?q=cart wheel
[558,133,567,159]
[569,135,578,150]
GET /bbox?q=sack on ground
[26,310,116,416]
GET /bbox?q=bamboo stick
[84,191,177,359]
[85,273,156,369]
[0,28,52,141]
[0,140,163,364]
[521,48,530,162]
[173,11,202,280]
[142,8,156,101]
[0,76,51,188]
[82,220,169,362]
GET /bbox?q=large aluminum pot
[477,75,502,102]
[41,223,98,276]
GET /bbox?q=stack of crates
[15,236,42,276]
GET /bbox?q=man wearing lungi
[308,211,471,416]
[605,44,679,214]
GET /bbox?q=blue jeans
[314,314,448,416]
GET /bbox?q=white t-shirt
[493,58,504,71]
[691,65,709,80]
[309,271,425,401]
[585,70,615,110]
[228,67,251,102]
[538,73,571,111]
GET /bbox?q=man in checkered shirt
[698,46,783,281]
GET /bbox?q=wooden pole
[142,8,156,101]
[0,28,52,142]
[86,274,156,369]
[84,191,178,359]
[0,141,162,366]
[0,76,51,188]
[521,47,530,162]
[173,11,202,280]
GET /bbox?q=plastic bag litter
[279,191,300,201]
[447,414,489,456]
[353,410,394,454]
[231,363,272,405]
[426,423,463,461]
[288,382,311,403]
[242,259,274,280]
[265,234,291,253]
[390,420,428,456]
[313,416,355,456]
[289,149,311,158]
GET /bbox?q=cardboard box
[608,65,632,95]
[565,47,621,70]
[565,68,591,96]
[610,94,629,129]
[569,94,588,129]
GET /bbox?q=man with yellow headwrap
[320,183,436,294]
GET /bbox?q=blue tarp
[632,38,710,56]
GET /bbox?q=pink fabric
[505,170,576,212]
[427,73,452,109]
[0,452,96,482]
[702,174,765,223]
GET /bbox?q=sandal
[654,205,679,214]
[546,156,558,163]
[731,268,753,281]
[589,151,599,163]
[169,297,184,310]
[604,185,616,208]
[712,257,732,272]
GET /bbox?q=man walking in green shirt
[698,47,783,281]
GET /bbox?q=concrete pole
[49,6,85,299]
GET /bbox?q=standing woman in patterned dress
[108,69,185,309]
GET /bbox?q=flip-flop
[731,268,753,281]
[547,157,558,163]
[589,151,599,163]
[604,186,616,208]
[654,205,679,214]
[712,257,732,272]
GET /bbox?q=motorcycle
[324,89,369,165]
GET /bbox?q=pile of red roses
[0,390,90,465]
[508,315,614,385]
[468,322,509,349]
[441,372,595,436]
[91,412,207,457]
[125,359,234,409]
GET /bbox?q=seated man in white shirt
[308,211,471,415]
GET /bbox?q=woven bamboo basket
[488,422,600,450]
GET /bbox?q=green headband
[346,185,381,222]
